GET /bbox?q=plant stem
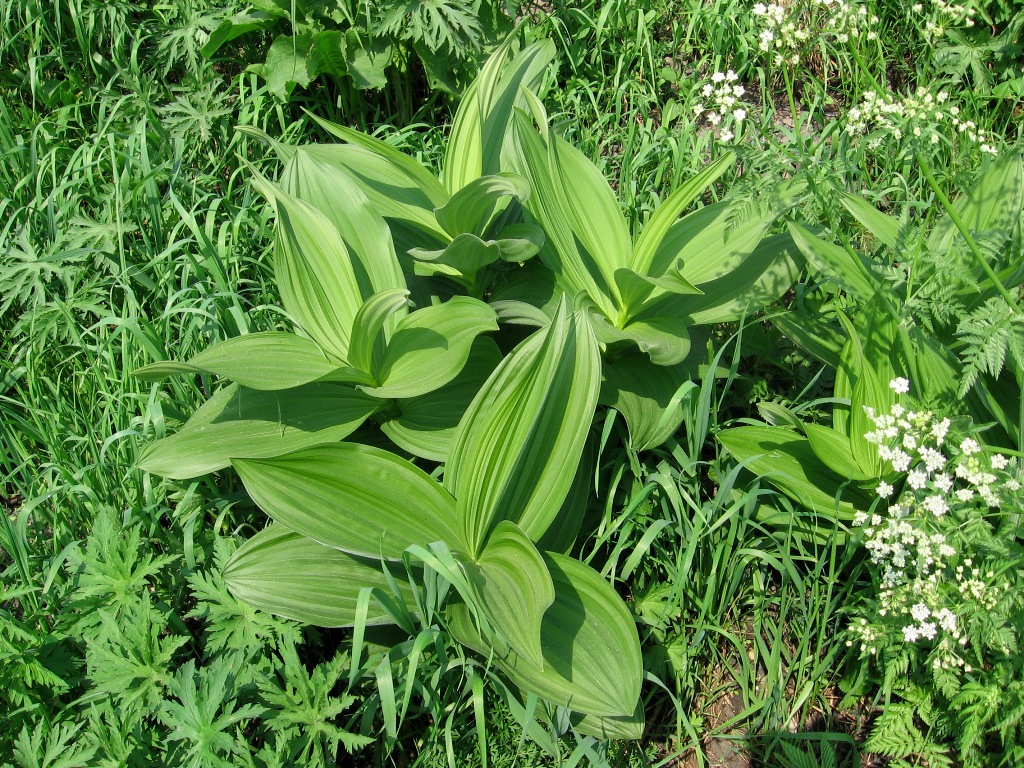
[915,152,1022,314]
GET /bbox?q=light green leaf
[232,443,463,560]
[308,114,449,207]
[601,353,692,450]
[138,383,378,480]
[718,426,871,520]
[462,521,554,668]
[788,222,882,303]
[547,130,630,300]
[380,338,503,462]
[409,234,502,278]
[670,230,803,325]
[434,173,531,238]
[572,704,645,741]
[448,552,642,718]
[281,147,408,306]
[345,29,392,90]
[223,524,413,628]
[630,151,735,274]
[134,332,374,390]
[444,38,554,193]
[839,192,901,249]
[507,114,617,317]
[592,311,691,367]
[257,181,364,360]
[803,423,873,481]
[493,223,544,262]
[446,301,601,555]
[348,289,410,376]
[361,297,498,400]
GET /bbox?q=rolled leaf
[445,301,602,554]
[380,337,503,462]
[448,551,643,718]
[232,443,464,560]
[461,521,554,668]
[223,524,414,627]
[347,289,410,376]
[134,332,374,390]
[361,297,498,400]
[138,383,378,479]
[434,173,531,238]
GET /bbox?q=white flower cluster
[845,88,999,155]
[693,71,748,144]
[850,380,1022,661]
[751,0,878,66]
[913,0,977,42]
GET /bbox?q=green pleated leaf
[348,289,410,376]
[281,147,408,306]
[434,173,530,238]
[803,423,873,481]
[381,338,503,462]
[572,704,645,741]
[672,230,803,325]
[717,426,870,520]
[601,352,691,450]
[547,130,630,301]
[449,552,642,718]
[361,297,498,400]
[409,233,502,277]
[839,191,901,249]
[630,152,735,274]
[788,222,883,303]
[462,521,554,668]
[591,311,692,367]
[259,182,364,360]
[309,114,449,207]
[507,114,617,317]
[134,332,374,390]
[445,301,602,555]
[493,223,544,262]
[444,38,554,193]
[138,383,379,480]
[223,524,413,628]
[232,443,463,561]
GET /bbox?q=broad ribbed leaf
[650,195,796,286]
[507,114,617,317]
[789,222,882,303]
[803,423,873,481]
[409,234,502,276]
[840,192,901,249]
[718,426,870,519]
[138,383,378,479]
[434,174,530,238]
[309,114,449,205]
[223,524,413,627]
[348,289,410,376]
[264,185,364,360]
[361,297,498,400]
[591,312,691,367]
[462,521,553,668]
[380,337,502,462]
[493,223,544,262]
[444,38,554,193]
[281,147,408,306]
[630,152,735,274]
[671,231,803,325]
[448,552,642,718]
[601,353,691,450]
[547,131,629,300]
[445,302,601,554]
[232,443,463,560]
[573,705,645,741]
[134,332,374,390]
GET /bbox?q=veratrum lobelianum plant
[136,34,808,742]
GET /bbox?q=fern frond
[955,297,1024,397]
